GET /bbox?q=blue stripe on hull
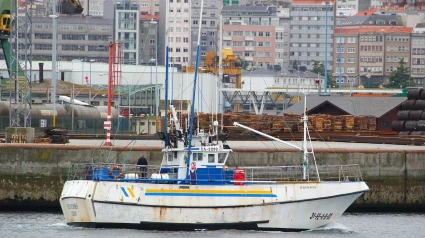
[120,187,129,197]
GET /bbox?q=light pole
[89,59,95,105]
[48,12,59,127]
[150,58,156,115]
[121,77,131,132]
[333,72,370,96]
[323,1,330,93]
[149,18,159,128]
[338,12,343,91]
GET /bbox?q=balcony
[245,36,254,41]
[223,36,232,41]
[244,56,254,61]
[245,46,254,51]
[201,45,207,50]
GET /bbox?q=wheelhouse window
[208,154,215,163]
[193,153,202,161]
[218,153,226,163]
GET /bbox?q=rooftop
[284,96,406,118]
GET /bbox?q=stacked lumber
[367,116,376,131]
[354,116,368,131]
[333,116,342,131]
[178,112,378,134]
[342,115,354,130]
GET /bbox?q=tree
[311,60,336,88]
[237,56,250,70]
[385,58,413,88]
[292,60,299,70]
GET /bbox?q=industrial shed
[284,96,407,131]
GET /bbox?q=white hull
[60,180,368,231]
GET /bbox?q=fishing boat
[60,99,369,231]
[59,0,368,230]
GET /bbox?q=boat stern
[60,180,97,225]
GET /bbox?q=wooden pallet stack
[341,115,355,130]
[315,116,324,131]
[283,113,301,132]
[178,112,378,134]
[354,116,368,131]
[317,114,332,131]
[367,116,376,131]
[333,116,342,131]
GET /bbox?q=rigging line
[240,129,291,166]
[309,120,345,165]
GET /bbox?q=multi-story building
[139,15,159,64]
[221,4,291,69]
[85,0,106,16]
[333,26,413,87]
[31,16,113,62]
[114,0,141,65]
[190,0,221,64]
[411,23,425,86]
[158,0,192,66]
[139,0,160,16]
[335,0,372,17]
[290,0,335,72]
[381,0,425,10]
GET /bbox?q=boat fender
[109,165,123,179]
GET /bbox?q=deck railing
[66,163,364,183]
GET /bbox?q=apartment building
[31,16,113,62]
[290,0,335,72]
[190,0,221,64]
[334,29,359,84]
[115,0,141,65]
[139,16,159,64]
[382,0,425,10]
[221,5,291,69]
[138,0,160,15]
[411,23,425,85]
[157,0,192,66]
[335,0,372,17]
[332,26,413,87]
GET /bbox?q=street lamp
[150,58,156,115]
[148,18,159,123]
[89,59,95,86]
[89,59,95,105]
[333,72,370,96]
[338,12,344,91]
[323,1,330,93]
[48,12,59,127]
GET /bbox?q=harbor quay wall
[0,144,424,211]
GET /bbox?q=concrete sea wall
[0,144,424,211]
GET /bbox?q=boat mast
[187,0,205,176]
[302,96,308,180]
[218,14,224,138]
[164,45,169,147]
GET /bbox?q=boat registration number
[310,213,333,220]
[200,146,221,151]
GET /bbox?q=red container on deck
[234,168,245,185]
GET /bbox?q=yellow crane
[183,48,243,112]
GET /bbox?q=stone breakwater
[0,143,424,211]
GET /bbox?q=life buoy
[109,165,123,179]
